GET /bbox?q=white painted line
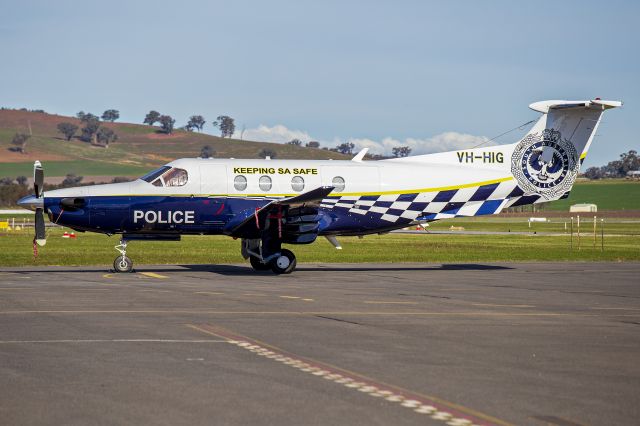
[207,330,500,426]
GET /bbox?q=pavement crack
[314,315,361,325]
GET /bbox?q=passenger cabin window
[332,176,345,192]
[147,167,188,187]
[234,175,247,191]
[259,175,272,191]
[291,176,304,192]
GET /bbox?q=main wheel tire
[113,255,133,273]
[270,249,297,274]
[249,255,271,271]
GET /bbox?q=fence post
[570,217,573,251]
[577,215,581,251]
[593,215,597,248]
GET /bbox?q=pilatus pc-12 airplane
[19,99,621,274]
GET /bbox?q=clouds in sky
[242,124,494,156]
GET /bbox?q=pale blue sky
[0,0,637,166]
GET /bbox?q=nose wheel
[114,255,133,273]
[113,239,133,273]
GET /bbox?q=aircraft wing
[223,186,334,237]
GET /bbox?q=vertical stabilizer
[509,99,621,201]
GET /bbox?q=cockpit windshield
[140,166,170,183]
[140,166,189,187]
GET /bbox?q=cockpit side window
[143,167,188,187]
[140,166,170,183]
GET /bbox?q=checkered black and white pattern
[320,179,543,223]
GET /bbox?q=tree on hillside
[80,117,100,143]
[96,127,118,148]
[258,148,277,159]
[57,122,79,141]
[306,141,320,148]
[286,139,302,146]
[392,146,412,158]
[159,115,175,134]
[335,142,355,155]
[200,145,214,158]
[11,133,31,154]
[213,115,235,138]
[77,112,99,123]
[101,109,120,122]
[186,115,206,132]
[144,110,161,126]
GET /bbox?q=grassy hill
[0,109,349,179]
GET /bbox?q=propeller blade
[34,161,44,198]
[35,208,46,246]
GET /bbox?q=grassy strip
[426,217,640,235]
[0,160,150,177]
[0,229,637,267]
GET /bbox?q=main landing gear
[113,239,133,273]
[242,239,297,274]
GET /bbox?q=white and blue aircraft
[18,99,621,274]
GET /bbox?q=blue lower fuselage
[45,195,411,237]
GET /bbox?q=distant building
[626,170,640,179]
[570,203,597,213]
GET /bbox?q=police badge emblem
[511,129,578,200]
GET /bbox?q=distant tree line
[53,109,120,149]
[583,150,639,179]
[143,111,236,138]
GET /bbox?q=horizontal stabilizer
[529,99,622,113]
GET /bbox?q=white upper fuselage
[46,145,516,200]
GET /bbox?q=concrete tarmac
[0,262,638,426]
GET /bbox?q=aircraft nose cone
[17,195,43,211]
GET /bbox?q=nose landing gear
[113,239,133,273]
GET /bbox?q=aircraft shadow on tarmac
[2,264,512,275]
[170,263,514,275]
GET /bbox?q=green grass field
[546,180,640,211]
[0,227,637,267]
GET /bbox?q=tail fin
[510,99,621,201]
